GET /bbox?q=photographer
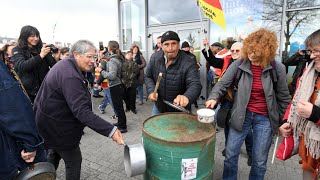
[284,49,312,96]
[11,25,56,102]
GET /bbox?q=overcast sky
[1,0,118,46]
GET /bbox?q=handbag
[216,106,231,128]
[276,133,299,161]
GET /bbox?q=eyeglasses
[231,49,240,53]
[83,54,98,60]
[306,49,320,55]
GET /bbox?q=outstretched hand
[112,129,124,145]
[205,99,217,109]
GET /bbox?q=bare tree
[261,0,316,61]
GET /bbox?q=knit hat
[211,42,224,48]
[161,31,180,43]
[181,41,190,48]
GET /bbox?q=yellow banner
[198,0,226,30]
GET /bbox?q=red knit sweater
[247,64,268,116]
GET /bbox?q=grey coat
[101,54,122,88]
[208,59,290,134]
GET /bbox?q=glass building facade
[118,0,320,98]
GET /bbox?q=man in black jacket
[33,40,124,179]
[145,31,202,115]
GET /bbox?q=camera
[99,41,104,51]
[46,44,59,53]
[300,50,311,61]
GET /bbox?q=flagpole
[197,1,209,57]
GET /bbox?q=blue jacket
[0,59,46,179]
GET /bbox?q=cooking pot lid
[14,162,56,180]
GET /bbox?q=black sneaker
[119,128,128,133]
[131,110,137,114]
[125,108,130,112]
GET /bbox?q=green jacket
[121,60,139,88]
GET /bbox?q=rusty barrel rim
[142,112,215,143]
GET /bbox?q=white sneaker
[98,105,105,114]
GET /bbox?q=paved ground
[56,97,302,180]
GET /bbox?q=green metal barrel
[143,113,215,180]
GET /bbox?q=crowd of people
[1,24,319,180]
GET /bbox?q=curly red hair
[242,28,278,68]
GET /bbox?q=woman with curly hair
[206,28,290,179]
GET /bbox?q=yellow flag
[197,0,226,30]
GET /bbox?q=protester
[202,39,226,88]
[33,40,124,179]
[279,29,320,180]
[206,28,290,179]
[0,51,46,179]
[1,42,16,69]
[181,41,200,108]
[283,49,312,96]
[60,46,70,60]
[98,40,128,133]
[122,50,139,114]
[145,30,202,115]
[11,25,56,102]
[156,36,162,51]
[131,44,146,105]
[207,42,253,165]
[96,48,117,119]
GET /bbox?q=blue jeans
[223,110,272,180]
[101,88,116,114]
[151,104,161,116]
[221,101,253,156]
[136,84,144,102]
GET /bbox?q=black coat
[11,47,56,100]
[283,53,310,95]
[145,50,202,113]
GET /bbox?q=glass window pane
[148,0,201,25]
[120,0,145,51]
[287,0,320,9]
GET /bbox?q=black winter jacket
[11,47,56,100]
[145,50,202,112]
